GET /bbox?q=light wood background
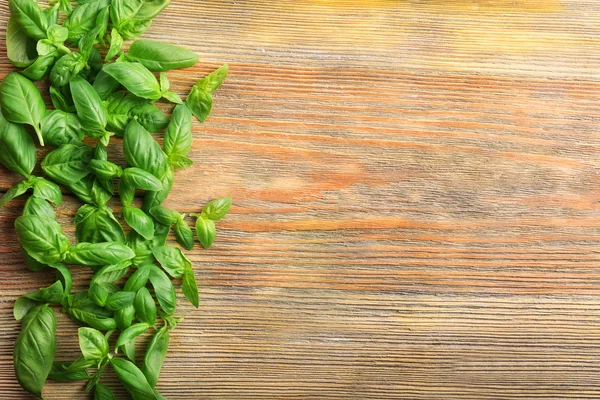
[2,0,600,398]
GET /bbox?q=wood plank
[1,0,600,398]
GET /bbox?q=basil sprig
[2,1,233,398]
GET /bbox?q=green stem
[33,124,45,147]
[55,43,72,55]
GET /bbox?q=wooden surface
[2,0,600,398]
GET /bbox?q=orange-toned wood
[2,0,600,398]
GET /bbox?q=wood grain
[2,0,600,398]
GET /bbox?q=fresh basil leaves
[0,72,46,145]
[128,39,199,71]
[14,305,56,397]
[2,2,233,398]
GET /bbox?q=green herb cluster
[2,0,231,398]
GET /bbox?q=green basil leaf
[65,355,97,373]
[105,291,136,311]
[23,196,56,219]
[49,362,92,382]
[95,143,108,160]
[13,296,39,321]
[66,175,95,204]
[15,215,70,264]
[134,287,156,325]
[195,215,216,249]
[93,70,120,100]
[67,292,117,330]
[94,383,116,400]
[88,47,105,79]
[58,0,73,16]
[91,175,114,206]
[185,64,228,123]
[152,222,170,248]
[128,39,198,71]
[64,0,110,42]
[78,9,108,59]
[148,266,175,315]
[0,72,46,144]
[127,231,155,266]
[117,21,151,41]
[164,103,192,157]
[123,120,168,177]
[78,327,109,360]
[21,290,43,302]
[14,305,56,397]
[141,326,169,388]
[169,154,193,169]
[174,218,194,250]
[162,91,183,104]
[99,173,113,193]
[117,178,136,207]
[36,41,56,57]
[9,0,49,41]
[105,29,124,61]
[110,357,157,400]
[0,180,31,208]
[0,110,36,177]
[47,24,68,43]
[67,175,113,207]
[202,196,232,220]
[115,304,136,330]
[121,167,163,191]
[124,264,151,292]
[122,338,136,362]
[75,205,126,243]
[186,85,212,123]
[151,245,189,278]
[49,85,76,113]
[196,64,228,93]
[95,4,110,45]
[103,62,161,100]
[41,143,93,185]
[90,159,123,180]
[41,110,85,147]
[52,263,73,297]
[182,267,199,308]
[110,0,144,28]
[159,72,169,92]
[32,177,62,205]
[142,166,174,211]
[116,322,150,349]
[44,6,59,26]
[70,311,117,331]
[135,0,170,21]
[129,103,169,133]
[123,206,155,240]
[89,282,109,306]
[64,355,97,373]
[71,76,108,131]
[6,16,38,68]
[91,261,131,285]
[23,248,47,272]
[50,52,86,87]
[105,91,147,135]
[65,242,136,265]
[40,280,64,303]
[21,51,58,81]
[148,206,179,225]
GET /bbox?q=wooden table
[2,0,600,398]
